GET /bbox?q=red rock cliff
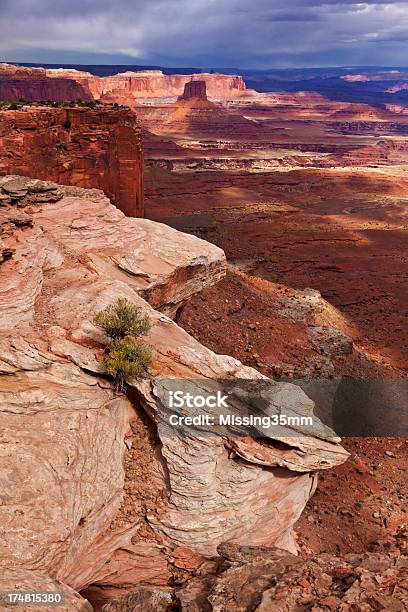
[0,105,143,216]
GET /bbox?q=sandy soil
[176,271,407,554]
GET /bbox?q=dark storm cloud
[1,0,408,67]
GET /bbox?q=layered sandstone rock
[138,87,260,140]
[63,69,247,102]
[0,63,47,76]
[0,105,143,216]
[0,177,347,606]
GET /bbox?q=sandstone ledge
[0,176,227,321]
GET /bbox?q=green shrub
[93,298,151,340]
[93,298,153,390]
[63,118,71,130]
[101,336,152,390]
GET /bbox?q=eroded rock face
[56,69,247,102]
[0,105,144,217]
[0,177,347,605]
[175,80,216,112]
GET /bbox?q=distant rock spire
[178,80,208,101]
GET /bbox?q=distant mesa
[0,63,248,104]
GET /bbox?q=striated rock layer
[0,176,347,606]
[0,105,144,216]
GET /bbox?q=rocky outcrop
[93,544,408,611]
[0,176,347,606]
[58,69,247,101]
[0,105,144,216]
[176,543,408,611]
[138,93,260,141]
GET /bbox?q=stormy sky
[0,0,408,68]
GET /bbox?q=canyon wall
[0,105,143,216]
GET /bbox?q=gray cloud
[0,0,408,68]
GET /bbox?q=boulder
[1,178,28,199]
